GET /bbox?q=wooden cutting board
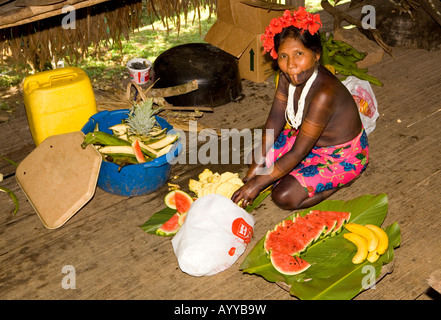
[16,131,102,229]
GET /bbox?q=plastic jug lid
[16,131,102,229]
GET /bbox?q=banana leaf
[240,193,402,300]
[140,206,176,235]
[245,189,271,213]
[140,189,271,236]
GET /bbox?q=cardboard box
[238,34,275,83]
[204,0,304,83]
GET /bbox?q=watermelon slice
[131,140,146,163]
[309,210,351,235]
[264,219,317,256]
[156,213,181,236]
[300,212,337,237]
[293,216,327,242]
[285,223,321,251]
[178,212,187,226]
[264,210,351,275]
[264,229,303,256]
[270,250,311,275]
[279,219,318,252]
[164,190,193,214]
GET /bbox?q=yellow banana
[367,250,380,263]
[344,223,378,252]
[365,224,389,255]
[343,233,368,264]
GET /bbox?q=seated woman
[232,8,369,210]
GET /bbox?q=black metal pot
[359,0,441,50]
[152,43,242,107]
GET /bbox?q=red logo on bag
[231,218,253,243]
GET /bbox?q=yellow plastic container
[23,67,97,146]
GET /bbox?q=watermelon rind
[300,212,337,237]
[270,250,311,275]
[178,212,187,226]
[263,230,273,254]
[156,212,181,236]
[164,191,177,210]
[322,220,337,237]
[319,211,351,235]
[305,210,351,235]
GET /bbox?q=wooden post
[284,0,305,6]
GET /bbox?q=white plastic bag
[171,193,255,276]
[342,76,379,135]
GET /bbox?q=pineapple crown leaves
[126,99,161,136]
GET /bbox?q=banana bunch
[320,33,383,87]
[343,223,389,264]
[188,169,244,199]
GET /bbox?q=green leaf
[288,222,400,300]
[240,194,400,300]
[245,189,271,213]
[139,206,177,235]
[1,156,18,167]
[0,185,19,216]
[126,99,161,136]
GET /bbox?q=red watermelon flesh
[270,250,311,275]
[264,229,303,255]
[264,211,351,275]
[293,216,327,241]
[309,210,351,234]
[301,212,337,236]
[264,219,320,255]
[156,213,181,236]
[285,224,320,251]
[175,191,192,214]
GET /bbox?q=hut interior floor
[1,45,440,301]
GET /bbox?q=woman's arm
[244,73,290,182]
[233,86,335,207]
[266,88,335,181]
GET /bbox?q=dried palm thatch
[0,0,144,70]
[0,0,217,71]
[144,0,217,35]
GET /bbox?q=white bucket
[127,58,152,85]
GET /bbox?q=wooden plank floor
[1,22,441,302]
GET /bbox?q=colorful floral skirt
[265,128,369,197]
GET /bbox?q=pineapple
[126,99,161,136]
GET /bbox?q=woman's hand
[231,176,265,208]
[242,161,265,183]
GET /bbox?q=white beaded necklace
[285,68,319,130]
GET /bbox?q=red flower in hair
[268,17,285,35]
[301,11,322,35]
[291,6,308,28]
[261,7,322,59]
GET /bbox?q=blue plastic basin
[81,109,182,196]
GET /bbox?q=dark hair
[274,26,322,56]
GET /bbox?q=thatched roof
[0,0,114,29]
[0,0,217,70]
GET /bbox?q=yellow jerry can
[23,66,97,146]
